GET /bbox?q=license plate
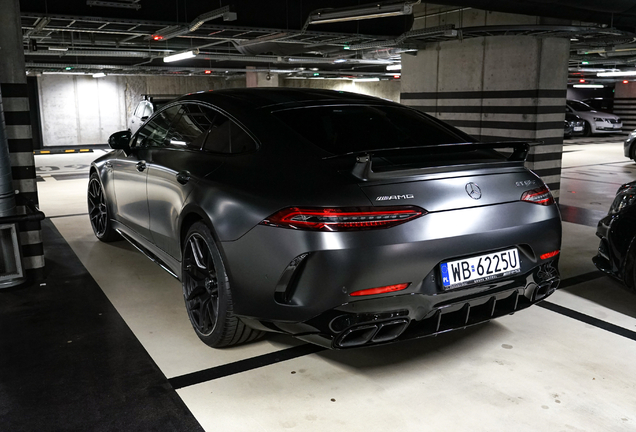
[573,126,583,131]
[440,248,521,290]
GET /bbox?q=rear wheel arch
[179,208,225,258]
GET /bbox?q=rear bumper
[268,259,560,349]
[593,122,623,133]
[223,201,561,347]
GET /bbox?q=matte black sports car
[89,88,562,349]
[594,181,636,292]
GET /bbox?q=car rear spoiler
[323,141,535,182]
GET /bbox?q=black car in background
[594,181,636,292]
[564,112,585,138]
[624,129,636,161]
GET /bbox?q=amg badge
[376,194,415,201]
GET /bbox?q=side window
[133,105,180,149]
[203,113,257,154]
[167,104,217,149]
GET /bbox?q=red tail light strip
[260,206,426,232]
[521,186,555,206]
[540,250,560,260]
[350,283,410,297]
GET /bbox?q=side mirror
[108,131,131,153]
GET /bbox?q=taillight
[540,250,559,260]
[521,185,554,206]
[260,206,425,232]
[350,283,410,297]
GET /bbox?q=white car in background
[566,100,622,136]
[128,96,175,134]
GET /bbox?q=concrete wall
[281,78,401,102]
[38,75,245,146]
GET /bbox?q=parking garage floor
[2,137,636,431]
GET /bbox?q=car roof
[175,88,398,111]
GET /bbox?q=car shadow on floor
[561,275,636,320]
[313,320,514,372]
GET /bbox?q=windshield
[568,100,593,111]
[273,105,471,155]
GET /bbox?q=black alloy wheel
[88,172,120,242]
[182,222,263,347]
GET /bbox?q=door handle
[176,170,191,185]
[136,161,147,172]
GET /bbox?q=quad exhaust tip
[335,319,409,348]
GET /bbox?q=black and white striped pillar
[401,36,569,200]
[401,89,566,195]
[612,82,636,134]
[1,83,44,273]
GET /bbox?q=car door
[113,105,179,240]
[146,103,221,258]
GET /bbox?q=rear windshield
[273,105,470,155]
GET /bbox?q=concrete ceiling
[18,0,636,85]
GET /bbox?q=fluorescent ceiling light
[597,71,636,77]
[386,63,402,71]
[309,2,414,24]
[164,50,198,63]
[92,72,106,78]
[353,77,380,82]
[48,46,68,52]
[333,59,347,63]
[42,71,87,75]
[573,84,604,88]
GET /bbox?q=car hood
[573,110,619,120]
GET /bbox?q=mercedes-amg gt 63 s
[89,88,561,349]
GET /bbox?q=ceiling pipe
[152,6,236,41]
[308,1,420,25]
[25,62,396,78]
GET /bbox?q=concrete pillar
[0,0,45,274]
[613,82,636,134]
[246,67,280,88]
[401,34,569,200]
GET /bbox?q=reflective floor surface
[2,137,635,431]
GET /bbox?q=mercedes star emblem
[466,182,482,200]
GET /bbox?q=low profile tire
[182,221,263,348]
[88,172,121,242]
[583,121,592,137]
